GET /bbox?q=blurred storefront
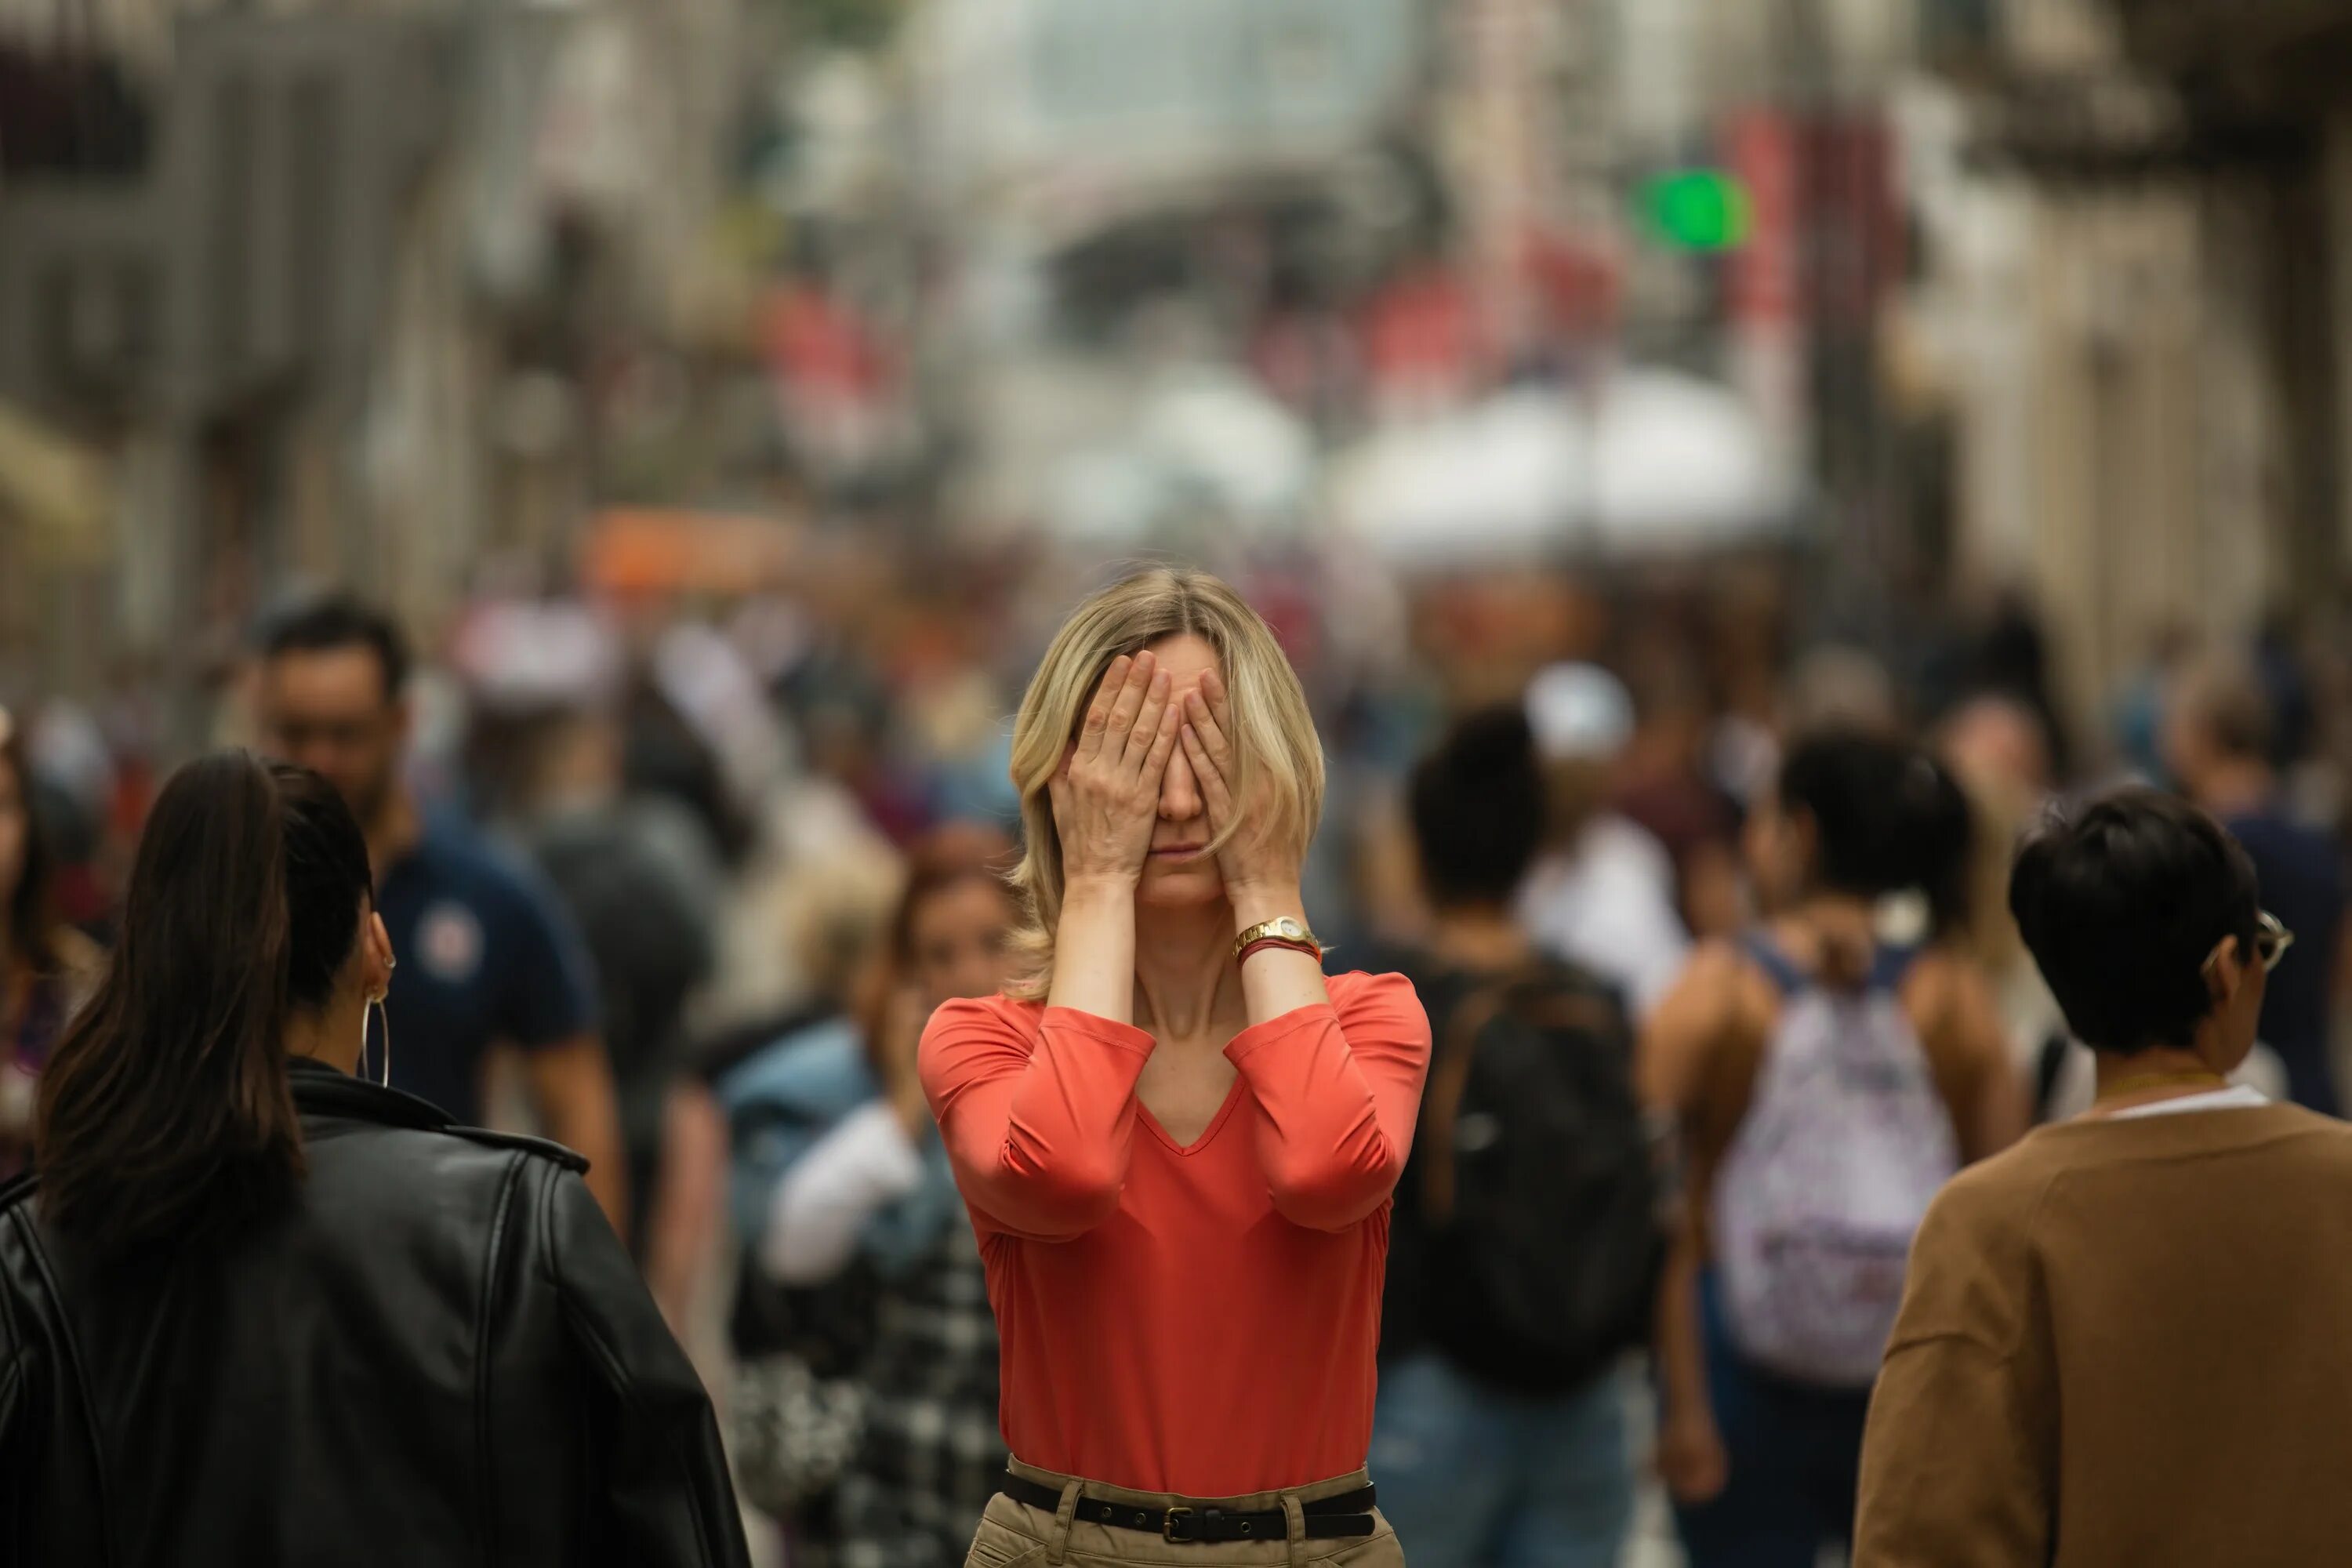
[0,0,748,742]
[1910,0,2352,737]
[2105,0,2352,572]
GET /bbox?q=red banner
[1726,110,1798,329]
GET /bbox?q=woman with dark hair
[0,751,748,1567]
[0,709,101,1177]
[1856,789,2352,1565]
[1639,731,2022,1568]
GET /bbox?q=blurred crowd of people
[9,550,2352,1565]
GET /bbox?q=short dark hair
[259,593,410,699]
[1779,730,1973,916]
[2009,787,2259,1053]
[1410,706,1545,909]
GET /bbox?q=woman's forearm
[1047,875,1143,1024]
[1656,1218,1711,1414]
[1230,881,1331,1024]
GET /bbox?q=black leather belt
[997,1472,1378,1544]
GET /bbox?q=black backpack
[1419,968,1665,1388]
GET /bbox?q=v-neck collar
[1136,1076,1247,1156]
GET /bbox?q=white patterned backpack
[1711,936,1959,1387]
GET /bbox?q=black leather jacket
[0,1058,751,1568]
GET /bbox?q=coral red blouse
[920,971,1430,1495]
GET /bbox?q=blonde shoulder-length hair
[1004,568,1325,1000]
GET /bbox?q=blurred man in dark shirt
[2166,652,2347,1115]
[257,595,630,1232]
[1369,706,1644,1568]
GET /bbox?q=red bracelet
[1238,935,1322,966]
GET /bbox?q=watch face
[1278,917,1305,940]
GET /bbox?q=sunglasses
[2254,910,2296,973]
[2207,911,2294,978]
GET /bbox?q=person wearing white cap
[1515,664,1692,1020]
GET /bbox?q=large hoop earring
[373,954,397,1089]
[368,996,393,1089]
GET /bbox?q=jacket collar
[285,1056,460,1132]
[0,1063,488,1215]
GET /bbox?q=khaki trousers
[964,1457,1406,1568]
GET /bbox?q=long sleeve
[543,1165,753,1568]
[1224,971,1430,1232]
[1853,1181,2053,1568]
[757,1100,926,1286]
[920,996,1153,1241]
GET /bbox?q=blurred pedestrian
[1518,662,1690,1018]
[2163,652,2348,1113]
[711,827,906,1561]
[2112,616,2198,782]
[1642,732,2021,1568]
[923,568,1427,1566]
[1936,694,2069,1109]
[501,705,722,1248]
[254,596,629,1230]
[0,753,746,1566]
[1856,789,2352,1566]
[1616,657,1745,940]
[18,700,125,936]
[706,762,906,1038]
[756,825,1019,1568]
[1370,706,1658,1568]
[0,707,101,1176]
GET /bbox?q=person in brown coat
[1854,787,2352,1566]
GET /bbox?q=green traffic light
[1640,169,1751,252]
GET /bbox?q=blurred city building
[0,0,747,742]
[1907,0,2352,731]
[9,0,2352,766]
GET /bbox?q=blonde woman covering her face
[920,568,1429,1567]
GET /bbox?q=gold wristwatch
[1233,915,1323,961]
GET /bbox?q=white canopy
[1040,367,1315,543]
[1330,368,1798,566]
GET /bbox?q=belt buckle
[1162,1506,1195,1543]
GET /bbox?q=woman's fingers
[1182,688,1234,775]
[1101,650,1155,752]
[1200,668,1236,736]
[1140,699,1181,782]
[1180,720,1232,819]
[1123,668,1172,773]
[1075,655,1129,760]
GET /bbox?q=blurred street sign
[1639,169,1751,252]
[581,509,801,596]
